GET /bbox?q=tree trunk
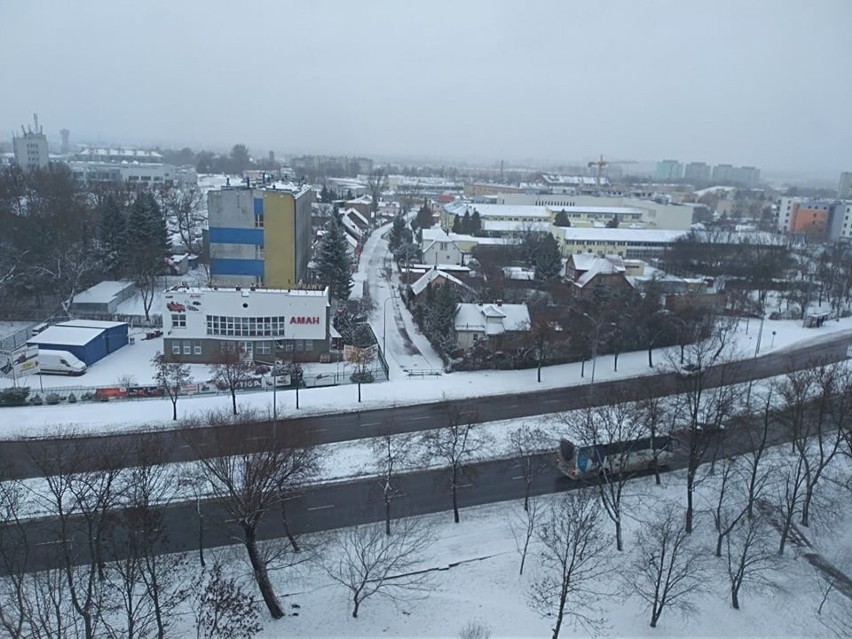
[385,497,392,536]
[172,399,177,421]
[801,485,813,527]
[615,518,623,551]
[716,533,724,558]
[613,351,619,372]
[280,502,300,552]
[352,597,360,618]
[648,345,653,368]
[230,388,237,415]
[731,585,740,610]
[243,525,283,619]
[686,470,695,534]
[451,464,460,523]
[580,359,585,378]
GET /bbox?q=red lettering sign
[290,316,320,325]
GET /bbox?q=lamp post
[582,312,615,395]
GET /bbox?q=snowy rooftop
[553,205,645,215]
[28,326,104,346]
[482,220,550,232]
[444,202,551,219]
[569,253,626,273]
[410,269,468,296]
[455,303,530,334]
[58,320,127,330]
[168,285,328,297]
[557,227,689,243]
[72,280,134,304]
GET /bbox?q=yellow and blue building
[208,184,314,288]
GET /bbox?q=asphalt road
[3,389,841,575]
[0,334,847,480]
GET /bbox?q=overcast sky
[2,0,850,173]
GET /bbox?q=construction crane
[587,155,637,190]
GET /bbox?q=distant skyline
[2,0,851,176]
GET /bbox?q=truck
[38,349,87,376]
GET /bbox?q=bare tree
[671,317,742,534]
[726,513,778,610]
[509,496,540,576]
[371,426,414,535]
[565,402,646,551]
[191,421,318,619]
[156,185,205,252]
[28,436,128,639]
[711,457,747,557]
[422,404,489,523]
[507,424,550,512]
[528,490,610,639]
[193,562,262,639]
[775,452,807,556]
[635,394,676,486]
[209,342,255,415]
[366,167,388,219]
[744,389,774,519]
[625,504,706,628]
[106,436,191,639]
[152,351,192,421]
[325,517,434,618]
[458,620,492,639]
[0,472,33,638]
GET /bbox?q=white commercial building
[13,115,49,172]
[162,286,330,363]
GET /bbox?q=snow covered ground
[158,450,852,638]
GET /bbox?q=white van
[38,350,87,376]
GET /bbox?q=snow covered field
[160,451,852,638]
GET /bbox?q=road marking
[511,475,525,480]
[307,504,335,511]
[411,416,431,422]
[542,399,561,404]
[361,421,381,427]
[36,540,63,547]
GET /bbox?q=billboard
[0,345,40,379]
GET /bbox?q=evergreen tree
[470,209,482,234]
[316,215,353,301]
[388,214,411,251]
[98,193,128,277]
[554,210,571,227]
[461,211,471,234]
[414,201,434,229]
[535,234,563,282]
[452,214,462,234]
[425,284,459,353]
[126,192,169,320]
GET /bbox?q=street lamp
[582,312,615,395]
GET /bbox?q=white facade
[839,172,852,199]
[423,238,464,266]
[163,286,329,361]
[13,130,49,172]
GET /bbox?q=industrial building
[27,321,129,366]
[162,285,330,364]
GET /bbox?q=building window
[172,313,186,328]
[255,341,272,355]
[172,341,181,355]
[255,214,264,228]
[183,342,191,355]
[304,339,314,352]
[193,340,202,355]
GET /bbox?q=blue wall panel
[254,198,264,215]
[209,227,264,245]
[210,258,264,277]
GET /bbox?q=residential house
[454,302,531,351]
[407,268,474,306]
[565,254,634,297]
[422,236,464,266]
